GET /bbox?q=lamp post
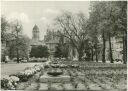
[16,25,21,63]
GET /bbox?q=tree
[1,16,9,62]
[7,35,30,59]
[44,28,54,42]
[54,36,69,58]
[9,20,23,63]
[1,15,10,42]
[87,17,101,62]
[30,45,49,58]
[54,44,62,58]
[112,1,127,64]
[89,2,108,63]
[1,16,30,62]
[89,1,127,63]
[17,35,30,59]
[99,2,115,63]
[55,11,90,61]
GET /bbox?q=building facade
[30,25,58,56]
[106,37,123,60]
[30,25,44,47]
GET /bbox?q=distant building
[98,36,123,61]
[45,39,59,53]
[44,32,59,56]
[30,25,59,57]
[44,30,78,59]
[29,25,78,59]
[30,25,44,47]
[106,37,123,60]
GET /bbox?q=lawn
[1,62,42,78]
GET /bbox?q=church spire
[33,24,39,31]
[32,24,39,41]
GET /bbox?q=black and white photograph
[1,1,127,90]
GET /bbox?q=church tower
[32,24,39,41]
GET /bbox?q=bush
[1,75,19,90]
[30,45,49,58]
[54,44,68,58]
[28,58,47,62]
[1,64,43,90]
[13,73,32,82]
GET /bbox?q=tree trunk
[95,50,98,62]
[9,48,12,59]
[123,31,127,64]
[108,32,114,63]
[78,49,83,61]
[16,48,19,63]
[16,31,19,63]
[102,30,106,63]
[91,48,94,61]
[95,43,98,62]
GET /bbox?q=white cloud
[7,12,32,38]
[20,13,30,23]
[41,17,47,21]
[40,17,50,24]
[43,8,61,19]
[7,12,30,23]
[40,9,60,25]
[44,8,60,14]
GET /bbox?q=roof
[30,39,46,46]
[45,39,59,44]
[33,24,39,31]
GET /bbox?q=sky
[1,1,90,40]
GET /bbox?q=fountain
[39,57,70,83]
[47,68,63,76]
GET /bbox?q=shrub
[30,45,49,58]
[1,75,19,90]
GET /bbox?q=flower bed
[1,64,43,90]
[1,75,20,90]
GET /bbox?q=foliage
[30,45,49,58]
[1,75,19,90]
[7,35,30,59]
[55,11,90,60]
[44,28,57,42]
[89,1,127,63]
[113,1,127,64]
[16,65,41,82]
[1,16,11,62]
[29,58,47,62]
[1,17,30,62]
[1,64,42,90]
[1,15,10,42]
[54,43,69,58]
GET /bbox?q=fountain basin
[47,71,63,76]
[47,68,63,76]
[39,73,70,83]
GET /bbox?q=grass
[1,62,42,78]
